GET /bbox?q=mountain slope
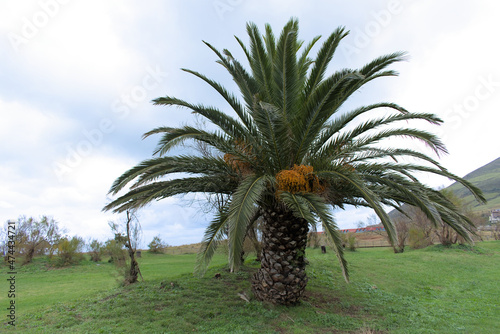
[446,157,500,213]
[388,157,500,221]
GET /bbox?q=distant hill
[388,157,500,221]
[446,157,500,214]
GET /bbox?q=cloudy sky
[1,0,499,246]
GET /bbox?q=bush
[88,239,104,262]
[104,239,126,265]
[148,235,168,254]
[341,232,356,251]
[56,236,85,266]
[409,227,429,249]
[11,216,63,264]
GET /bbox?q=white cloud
[1,1,146,101]
[0,99,76,154]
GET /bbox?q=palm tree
[103,19,485,305]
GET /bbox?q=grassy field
[1,241,499,333]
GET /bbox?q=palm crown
[104,18,485,304]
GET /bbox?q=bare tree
[0,223,7,256]
[493,224,500,240]
[109,210,143,284]
[433,190,482,246]
[307,230,319,249]
[406,206,434,245]
[369,213,409,253]
[392,220,409,253]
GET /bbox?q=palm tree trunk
[252,206,309,305]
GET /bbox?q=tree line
[1,213,169,284]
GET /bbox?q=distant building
[315,226,386,235]
[489,209,500,224]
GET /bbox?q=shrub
[88,239,104,262]
[148,235,168,254]
[341,232,356,251]
[409,227,429,249]
[104,239,126,265]
[56,236,85,266]
[12,216,63,264]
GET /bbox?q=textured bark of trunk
[127,249,139,284]
[251,206,309,305]
[24,248,35,264]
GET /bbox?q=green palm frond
[299,193,349,282]
[108,155,233,195]
[246,22,273,101]
[294,70,365,164]
[318,170,397,245]
[203,41,258,111]
[297,35,321,83]
[345,148,446,169]
[145,126,232,157]
[152,96,251,141]
[279,192,316,223]
[359,52,408,77]
[357,162,486,204]
[304,26,348,97]
[104,176,235,213]
[180,68,256,135]
[273,18,300,119]
[227,175,270,272]
[311,102,409,154]
[349,128,447,157]
[195,206,231,276]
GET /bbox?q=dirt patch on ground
[100,292,120,302]
[302,290,362,317]
[303,290,340,308]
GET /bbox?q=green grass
[0,252,227,318]
[2,242,500,333]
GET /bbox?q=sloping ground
[388,157,500,221]
[446,157,500,213]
